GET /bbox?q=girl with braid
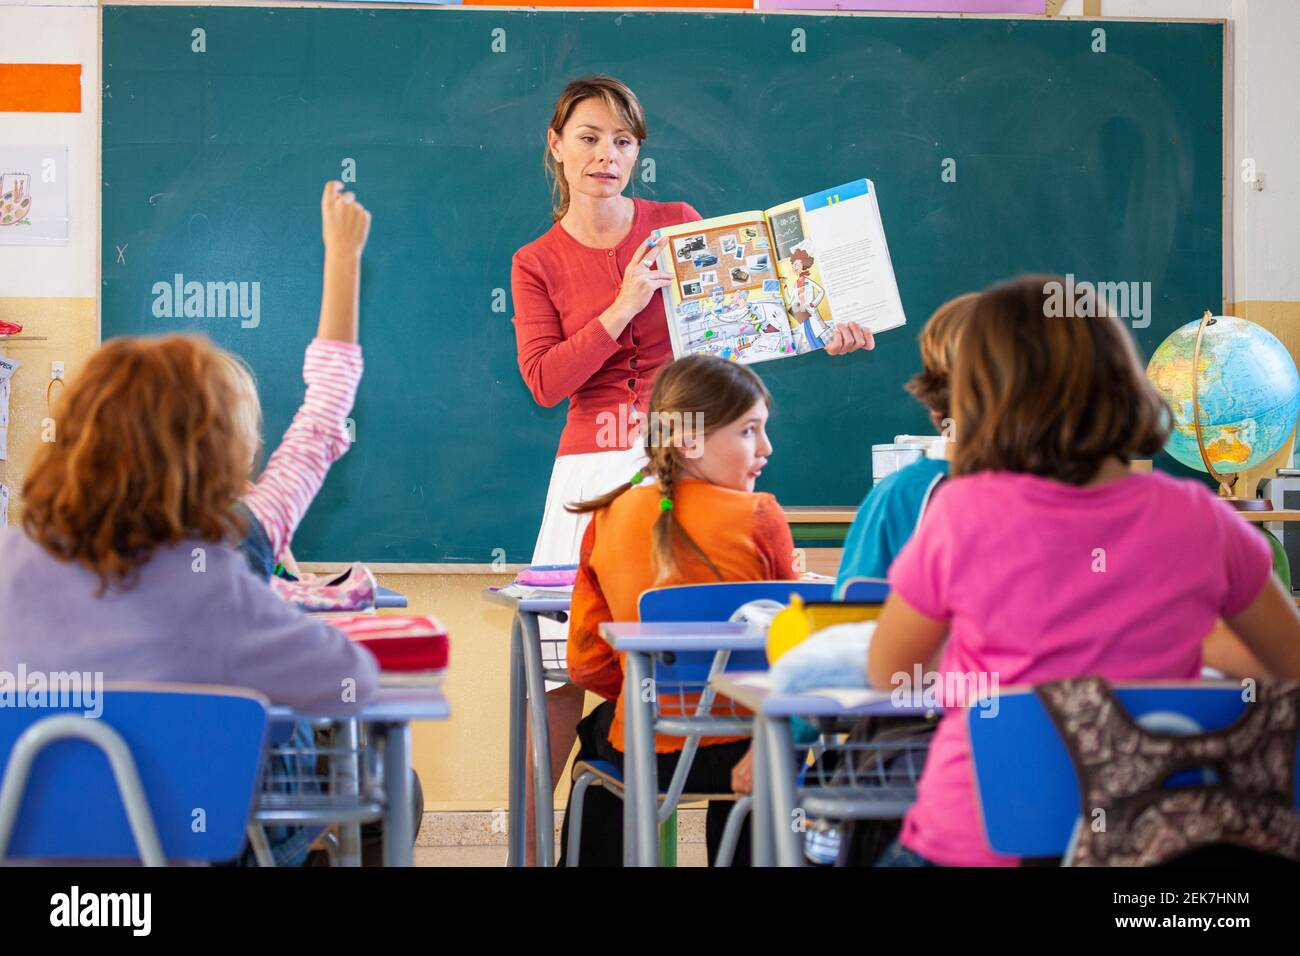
[557,354,798,866]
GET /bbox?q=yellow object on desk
[767,593,881,663]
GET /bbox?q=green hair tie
[629,469,645,485]
[659,497,674,512]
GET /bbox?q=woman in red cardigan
[510,75,874,863]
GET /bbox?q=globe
[1147,315,1300,476]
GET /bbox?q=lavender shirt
[0,528,379,716]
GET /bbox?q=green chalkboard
[102,6,1224,563]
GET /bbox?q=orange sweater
[567,479,797,753]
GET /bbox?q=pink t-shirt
[888,469,1274,867]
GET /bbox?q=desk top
[713,672,934,718]
[268,684,449,723]
[783,506,858,525]
[482,585,572,613]
[1244,509,1300,523]
[601,621,762,653]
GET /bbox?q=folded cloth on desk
[272,561,377,613]
[515,566,578,587]
[495,582,573,600]
[332,614,449,673]
[770,621,876,694]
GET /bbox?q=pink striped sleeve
[242,338,363,560]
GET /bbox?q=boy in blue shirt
[837,293,975,593]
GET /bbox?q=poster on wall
[0,355,19,461]
[0,145,69,245]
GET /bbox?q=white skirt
[532,442,649,678]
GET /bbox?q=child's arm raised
[317,180,371,342]
[241,182,371,561]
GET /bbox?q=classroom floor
[413,844,709,866]
[412,809,711,866]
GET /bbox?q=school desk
[602,621,759,867]
[713,672,932,867]
[263,685,448,867]
[482,586,572,867]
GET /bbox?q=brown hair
[567,355,773,583]
[904,292,978,431]
[544,75,648,222]
[789,248,815,271]
[949,275,1170,485]
[22,334,255,593]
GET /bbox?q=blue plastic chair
[839,577,890,603]
[0,685,269,864]
[969,682,1300,861]
[569,581,833,865]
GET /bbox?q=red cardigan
[510,198,701,457]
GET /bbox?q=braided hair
[567,355,773,582]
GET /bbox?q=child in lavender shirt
[5,333,379,865]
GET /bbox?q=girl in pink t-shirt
[868,275,1300,867]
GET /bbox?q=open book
[652,179,906,365]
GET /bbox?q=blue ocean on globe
[1147,316,1300,474]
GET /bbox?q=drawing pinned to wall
[0,355,20,462]
[0,146,69,245]
[0,483,8,525]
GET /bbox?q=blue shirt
[835,457,949,596]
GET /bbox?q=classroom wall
[0,0,100,513]
[1062,0,1300,496]
[6,0,1299,813]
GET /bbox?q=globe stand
[1192,310,1273,512]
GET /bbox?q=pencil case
[515,566,577,587]
[332,614,450,673]
[272,561,377,613]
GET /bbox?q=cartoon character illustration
[786,245,830,350]
[709,285,727,314]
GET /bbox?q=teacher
[509,75,874,861]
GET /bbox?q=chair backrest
[0,684,269,862]
[968,683,1300,858]
[839,577,890,603]
[638,581,835,683]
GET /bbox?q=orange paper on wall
[0,64,82,113]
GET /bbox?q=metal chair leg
[246,824,276,867]
[714,795,752,867]
[566,771,599,867]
